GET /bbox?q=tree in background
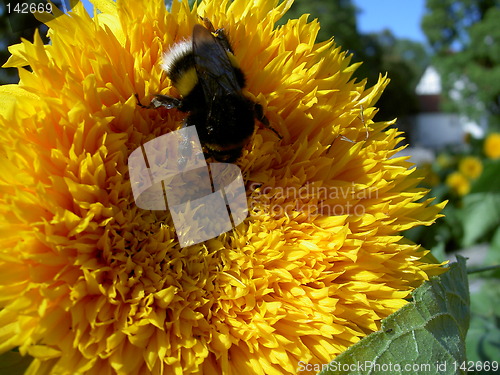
[360,31,428,123]
[283,0,361,48]
[283,0,428,124]
[422,0,500,129]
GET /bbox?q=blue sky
[353,0,428,43]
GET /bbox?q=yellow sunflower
[0,0,445,374]
[446,172,471,196]
[458,156,483,180]
[484,132,500,159]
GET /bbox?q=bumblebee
[139,19,280,163]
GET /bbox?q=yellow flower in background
[0,0,445,374]
[458,156,483,180]
[484,132,500,159]
[446,172,471,196]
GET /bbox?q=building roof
[415,66,441,95]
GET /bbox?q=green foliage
[364,32,426,122]
[318,257,469,375]
[422,0,500,128]
[409,148,500,251]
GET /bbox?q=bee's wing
[192,24,242,96]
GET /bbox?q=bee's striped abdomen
[162,41,198,97]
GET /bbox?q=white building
[411,66,486,149]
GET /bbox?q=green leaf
[318,256,469,375]
[0,350,33,375]
[461,193,500,247]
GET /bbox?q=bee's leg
[151,95,182,110]
[135,93,182,110]
[199,16,216,32]
[254,103,283,140]
[199,16,234,53]
[135,93,152,108]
